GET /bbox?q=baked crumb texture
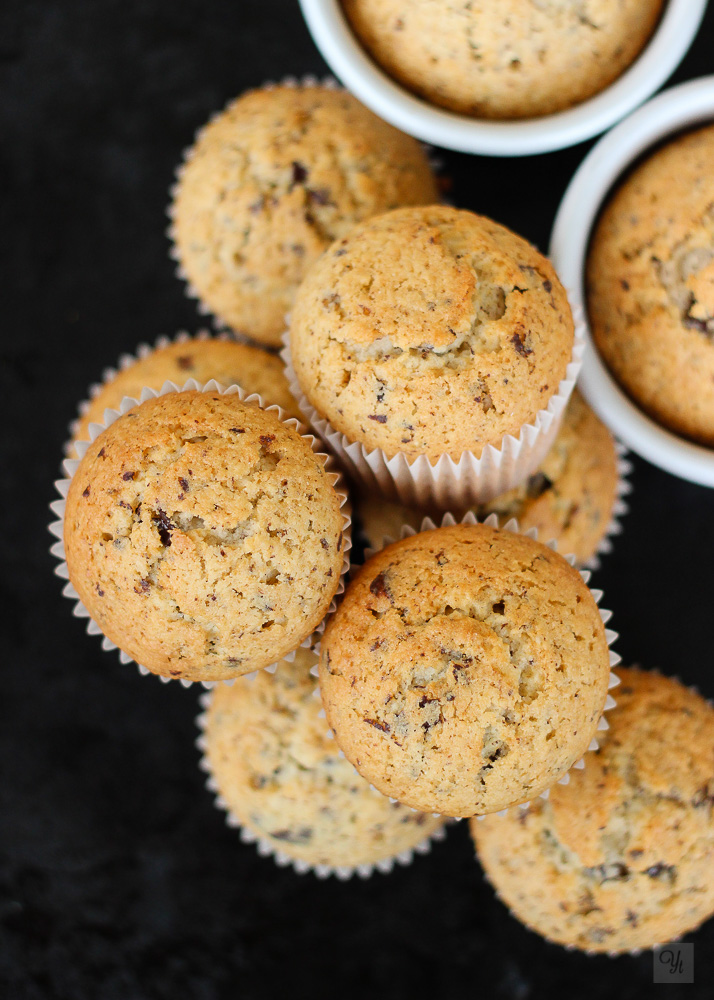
[319,522,612,817]
[69,333,302,455]
[588,124,714,447]
[57,387,348,683]
[473,668,714,954]
[170,83,438,346]
[290,205,574,462]
[198,648,447,875]
[342,0,664,120]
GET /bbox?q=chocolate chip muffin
[588,124,714,447]
[70,337,302,456]
[64,390,346,682]
[171,83,438,347]
[319,523,611,817]
[357,390,621,565]
[473,668,714,954]
[290,205,574,461]
[201,648,446,872]
[342,0,663,119]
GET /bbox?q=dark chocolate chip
[364,718,390,733]
[153,509,173,547]
[368,414,388,423]
[512,332,533,357]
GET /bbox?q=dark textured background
[2,2,714,997]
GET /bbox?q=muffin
[319,523,612,817]
[171,83,439,347]
[357,389,621,565]
[473,668,714,954]
[290,205,574,461]
[64,389,346,682]
[201,648,446,872]
[588,124,714,447]
[342,0,663,120]
[70,336,302,456]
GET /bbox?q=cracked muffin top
[64,390,346,682]
[171,84,438,347]
[203,648,445,870]
[70,337,302,456]
[588,124,714,447]
[342,0,663,120]
[318,523,610,817]
[357,389,620,565]
[290,206,574,461]
[472,668,714,954]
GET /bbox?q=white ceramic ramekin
[298,0,707,156]
[550,76,714,488]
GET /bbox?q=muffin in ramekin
[588,123,714,447]
[342,0,664,120]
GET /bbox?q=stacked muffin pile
[51,81,714,956]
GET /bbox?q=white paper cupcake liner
[64,329,238,460]
[321,509,619,816]
[281,300,586,511]
[49,379,352,687]
[194,681,448,879]
[477,665,714,957]
[166,75,447,339]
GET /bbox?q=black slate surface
[2,2,714,998]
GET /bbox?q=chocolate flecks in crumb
[270,827,313,844]
[369,571,393,602]
[229,427,245,434]
[542,279,552,293]
[291,161,308,185]
[693,783,714,807]
[645,863,677,882]
[82,486,91,497]
[368,414,388,423]
[153,509,173,547]
[526,471,553,499]
[308,187,332,206]
[176,355,194,371]
[620,279,630,291]
[122,471,136,481]
[259,434,276,447]
[95,585,104,597]
[178,477,189,492]
[320,538,329,550]
[134,579,150,595]
[512,332,533,357]
[364,718,390,733]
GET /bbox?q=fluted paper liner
[49,379,351,687]
[281,299,586,510]
[476,666,714,957]
[65,329,235,459]
[166,74,446,337]
[317,510,619,816]
[194,668,448,879]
